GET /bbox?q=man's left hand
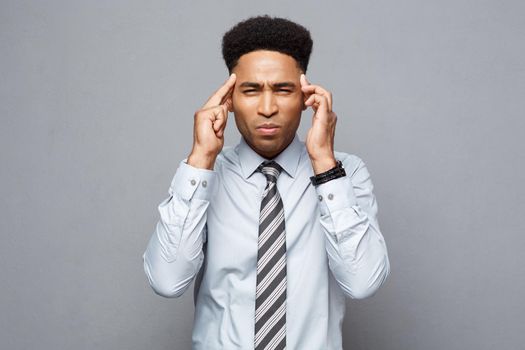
[301,74,338,174]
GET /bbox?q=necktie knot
[257,160,282,184]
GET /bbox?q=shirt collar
[236,133,303,179]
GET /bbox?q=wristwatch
[310,160,346,186]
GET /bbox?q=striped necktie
[254,160,287,350]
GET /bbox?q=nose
[257,91,278,118]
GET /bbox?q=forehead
[233,50,301,82]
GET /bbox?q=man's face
[229,50,306,159]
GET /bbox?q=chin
[258,144,284,159]
[244,133,285,157]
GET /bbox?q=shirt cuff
[315,175,358,216]
[169,159,217,201]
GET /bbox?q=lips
[256,123,280,135]
[257,123,279,129]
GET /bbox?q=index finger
[202,73,237,109]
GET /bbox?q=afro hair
[221,15,313,74]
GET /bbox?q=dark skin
[188,50,337,174]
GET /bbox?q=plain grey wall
[2,1,524,349]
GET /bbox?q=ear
[226,97,234,112]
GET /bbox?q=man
[143,15,390,350]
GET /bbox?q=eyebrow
[239,81,296,89]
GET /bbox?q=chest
[205,170,322,271]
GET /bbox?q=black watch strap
[310,160,346,186]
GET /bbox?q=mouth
[256,123,280,136]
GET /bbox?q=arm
[300,74,389,299]
[142,160,217,298]
[316,155,390,299]
[143,74,235,297]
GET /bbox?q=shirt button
[190,179,196,186]
[328,193,334,200]
[202,180,207,188]
[318,195,323,201]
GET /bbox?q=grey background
[1,0,524,349]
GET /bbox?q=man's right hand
[187,73,236,170]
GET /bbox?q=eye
[242,89,257,93]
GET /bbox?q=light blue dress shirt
[143,134,390,349]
